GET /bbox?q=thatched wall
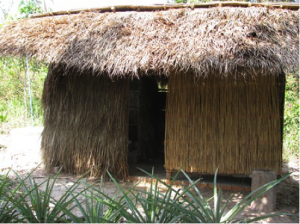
[165,73,284,175]
[42,65,129,179]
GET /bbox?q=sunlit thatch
[0,3,298,178]
[165,73,284,175]
[0,4,298,77]
[42,65,129,179]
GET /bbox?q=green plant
[0,171,21,222]
[0,105,8,122]
[106,170,185,223]
[283,74,299,161]
[70,180,125,224]
[0,57,47,133]
[7,170,87,223]
[0,167,293,223]
[88,168,291,223]
[68,169,187,223]
[173,169,291,223]
[18,0,43,18]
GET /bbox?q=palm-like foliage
[4,168,90,223]
[88,168,291,223]
[0,171,22,222]
[66,178,125,223]
[0,167,292,223]
[174,168,291,223]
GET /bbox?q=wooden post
[166,170,172,180]
[251,170,277,213]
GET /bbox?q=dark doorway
[128,77,167,176]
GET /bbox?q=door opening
[128,76,167,177]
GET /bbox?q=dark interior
[128,77,167,175]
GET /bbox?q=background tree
[18,0,43,18]
[0,0,47,132]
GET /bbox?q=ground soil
[0,133,299,223]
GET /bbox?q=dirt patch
[276,158,299,222]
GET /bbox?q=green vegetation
[18,0,43,18]
[0,168,292,223]
[283,74,299,162]
[0,0,46,133]
[0,58,47,133]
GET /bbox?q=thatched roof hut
[0,2,298,179]
[1,2,298,76]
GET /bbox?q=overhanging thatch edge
[0,5,297,78]
[30,1,299,18]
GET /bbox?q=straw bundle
[0,6,298,78]
[42,65,129,179]
[29,2,300,18]
[165,73,284,175]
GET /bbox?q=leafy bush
[18,0,43,19]
[0,168,292,223]
[283,74,299,161]
[0,57,47,133]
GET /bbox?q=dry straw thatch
[0,3,298,178]
[0,3,298,77]
[165,73,284,175]
[42,65,129,179]
[30,2,300,18]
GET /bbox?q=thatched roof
[0,2,298,77]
